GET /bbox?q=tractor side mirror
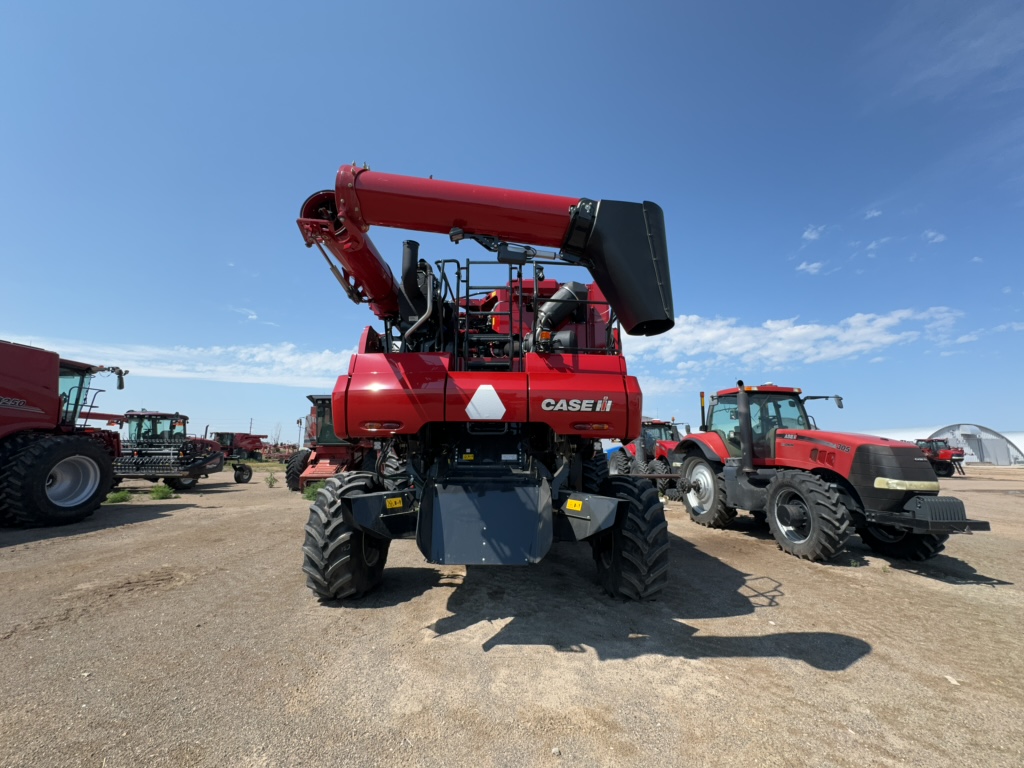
[835,396,843,409]
[684,423,692,435]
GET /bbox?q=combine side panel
[341,353,451,437]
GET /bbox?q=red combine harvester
[670,383,989,562]
[210,431,268,461]
[286,395,378,492]
[0,339,126,527]
[297,164,674,600]
[915,438,966,477]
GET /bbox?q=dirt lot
[1,467,1022,767]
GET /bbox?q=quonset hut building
[928,425,1024,466]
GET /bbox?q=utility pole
[249,417,253,433]
[296,418,303,449]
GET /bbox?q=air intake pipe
[735,380,755,474]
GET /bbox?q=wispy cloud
[796,261,824,275]
[1002,286,1013,294]
[864,209,883,220]
[623,307,962,368]
[230,307,259,321]
[866,237,892,251]
[0,334,354,388]
[802,225,826,241]
[922,230,947,244]
[872,2,1024,102]
[972,256,984,263]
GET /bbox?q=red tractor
[0,339,126,527]
[285,395,378,492]
[669,383,988,562]
[209,431,269,461]
[296,163,674,600]
[607,417,682,494]
[915,438,966,477]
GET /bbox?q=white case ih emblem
[465,384,506,420]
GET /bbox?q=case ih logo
[540,397,613,412]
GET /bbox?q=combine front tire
[680,456,736,528]
[857,526,947,561]
[234,465,253,484]
[766,471,851,561]
[591,476,669,600]
[0,435,112,527]
[286,449,311,492]
[302,473,391,601]
[165,477,199,491]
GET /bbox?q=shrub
[151,484,175,500]
[302,480,326,501]
[105,490,132,504]
[265,472,278,488]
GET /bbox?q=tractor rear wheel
[286,449,311,492]
[0,435,112,527]
[857,525,948,561]
[590,476,669,600]
[680,456,736,528]
[302,472,391,601]
[165,477,198,491]
[766,471,851,561]
[609,449,631,476]
[646,458,671,496]
[234,465,253,483]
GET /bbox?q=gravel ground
[1,467,1021,767]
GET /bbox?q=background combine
[286,395,378,492]
[0,339,126,527]
[296,164,674,601]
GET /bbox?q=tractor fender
[670,434,727,469]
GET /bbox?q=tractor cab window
[57,367,91,424]
[750,394,809,435]
[315,400,343,445]
[706,395,742,453]
[214,433,234,448]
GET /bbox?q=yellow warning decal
[462,453,474,461]
[385,497,403,509]
[565,499,583,512]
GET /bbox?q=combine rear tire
[0,435,112,527]
[590,476,669,600]
[646,458,671,496]
[249,451,263,461]
[286,449,311,492]
[766,471,851,561]
[857,526,947,561]
[165,477,198,491]
[234,465,253,484]
[302,473,391,600]
[680,456,736,528]
[609,449,631,476]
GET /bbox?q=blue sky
[2,1,1022,441]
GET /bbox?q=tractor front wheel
[766,471,851,561]
[234,465,253,484]
[302,473,391,600]
[609,449,631,476]
[933,462,954,478]
[286,449,311,492]
[681,456,736,528]
[590,476,669,600]
[857,525,948,561]
[0,435,112,527]
[646,458,672,496]
[165,477,199,491]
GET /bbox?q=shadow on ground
[0,502,191,548]
[331,531,871,670]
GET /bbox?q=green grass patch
[302,480,326,501]
[151,484,176,500]
[105,490,132,504]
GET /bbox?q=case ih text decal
[540,397,614,412]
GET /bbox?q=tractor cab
[124,411,189,444]
[307,395,349,446]
[706,386,812,460]
[641,419,681,457]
